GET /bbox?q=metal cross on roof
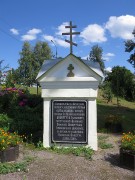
[62,21,80,54]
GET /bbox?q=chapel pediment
[36,54,103,82]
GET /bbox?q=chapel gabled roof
[36,54,104,80]
[36,58,63,80]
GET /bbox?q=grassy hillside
[97,90,135,132]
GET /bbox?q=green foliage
[105,66,135,101]
[33,41,52,69]
[24,142,36,150]
[0,87,29,113]
[9,104,43,136]
[89,45,105,73]
[18,42,34,86]
[17,41,52,86]
[48,145,94,160]
[1,84,135,147]
[97,97,135,132]
[101,81,113,103]
[0,114,12,128]
[0,87,43,142]
[27,86,41,95]
[5,68,16,87]
[36,140,43,149]
[82,147,94,159]
[99,142,114,149]
[98,135,109,141]
[125,38,135,69]
[97,128,108,133]
[98,135,113,149]
[9,69,21,85]
[0,156,34,174]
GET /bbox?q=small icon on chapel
[67,64,74,77]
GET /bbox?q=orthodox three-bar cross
[62,21,80,54]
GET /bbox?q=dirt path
[0,134,134,180]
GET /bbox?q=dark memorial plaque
[52,100,87,144]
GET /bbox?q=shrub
[10,106,43,135]
[0,87,43,143]
[0,87,28,113]
[0,114,12,128]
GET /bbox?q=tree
[101,81,113,103]
[125,29,135,70]
[18,41,52,86]
[33,41,52,76]
[105,66,135,101]
[5,68,20,87]
[18,42,33,86]
[89,45,105,73]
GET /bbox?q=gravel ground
[0,133,134,180]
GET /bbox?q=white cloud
[42,22,80,48]
[27,28,42,35]
[103,52,115,61]
[80,24,107,45]
[43,34,69,48]
[106,15,135,39]
[105,67,112,72]
[56,22,76,40]
[43,22,73,48]
[105,53,115,57]
[21,28,42,41]
[10,28,19,35]
[42,35,54,42]
[56,22,69,36]
[55,38,69,47]
[21,34,36,41]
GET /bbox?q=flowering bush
[0,87,26,95]
[0,128,23,151]
[121,132,135,154]
[0,87,43,142]
[0,87,28,112]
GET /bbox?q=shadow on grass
[97,103,135,132]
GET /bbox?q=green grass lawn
[97,90,135,132]
[27,86,41,95]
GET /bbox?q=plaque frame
[51,100,88,144]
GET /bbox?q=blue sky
[0,0,135,73]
